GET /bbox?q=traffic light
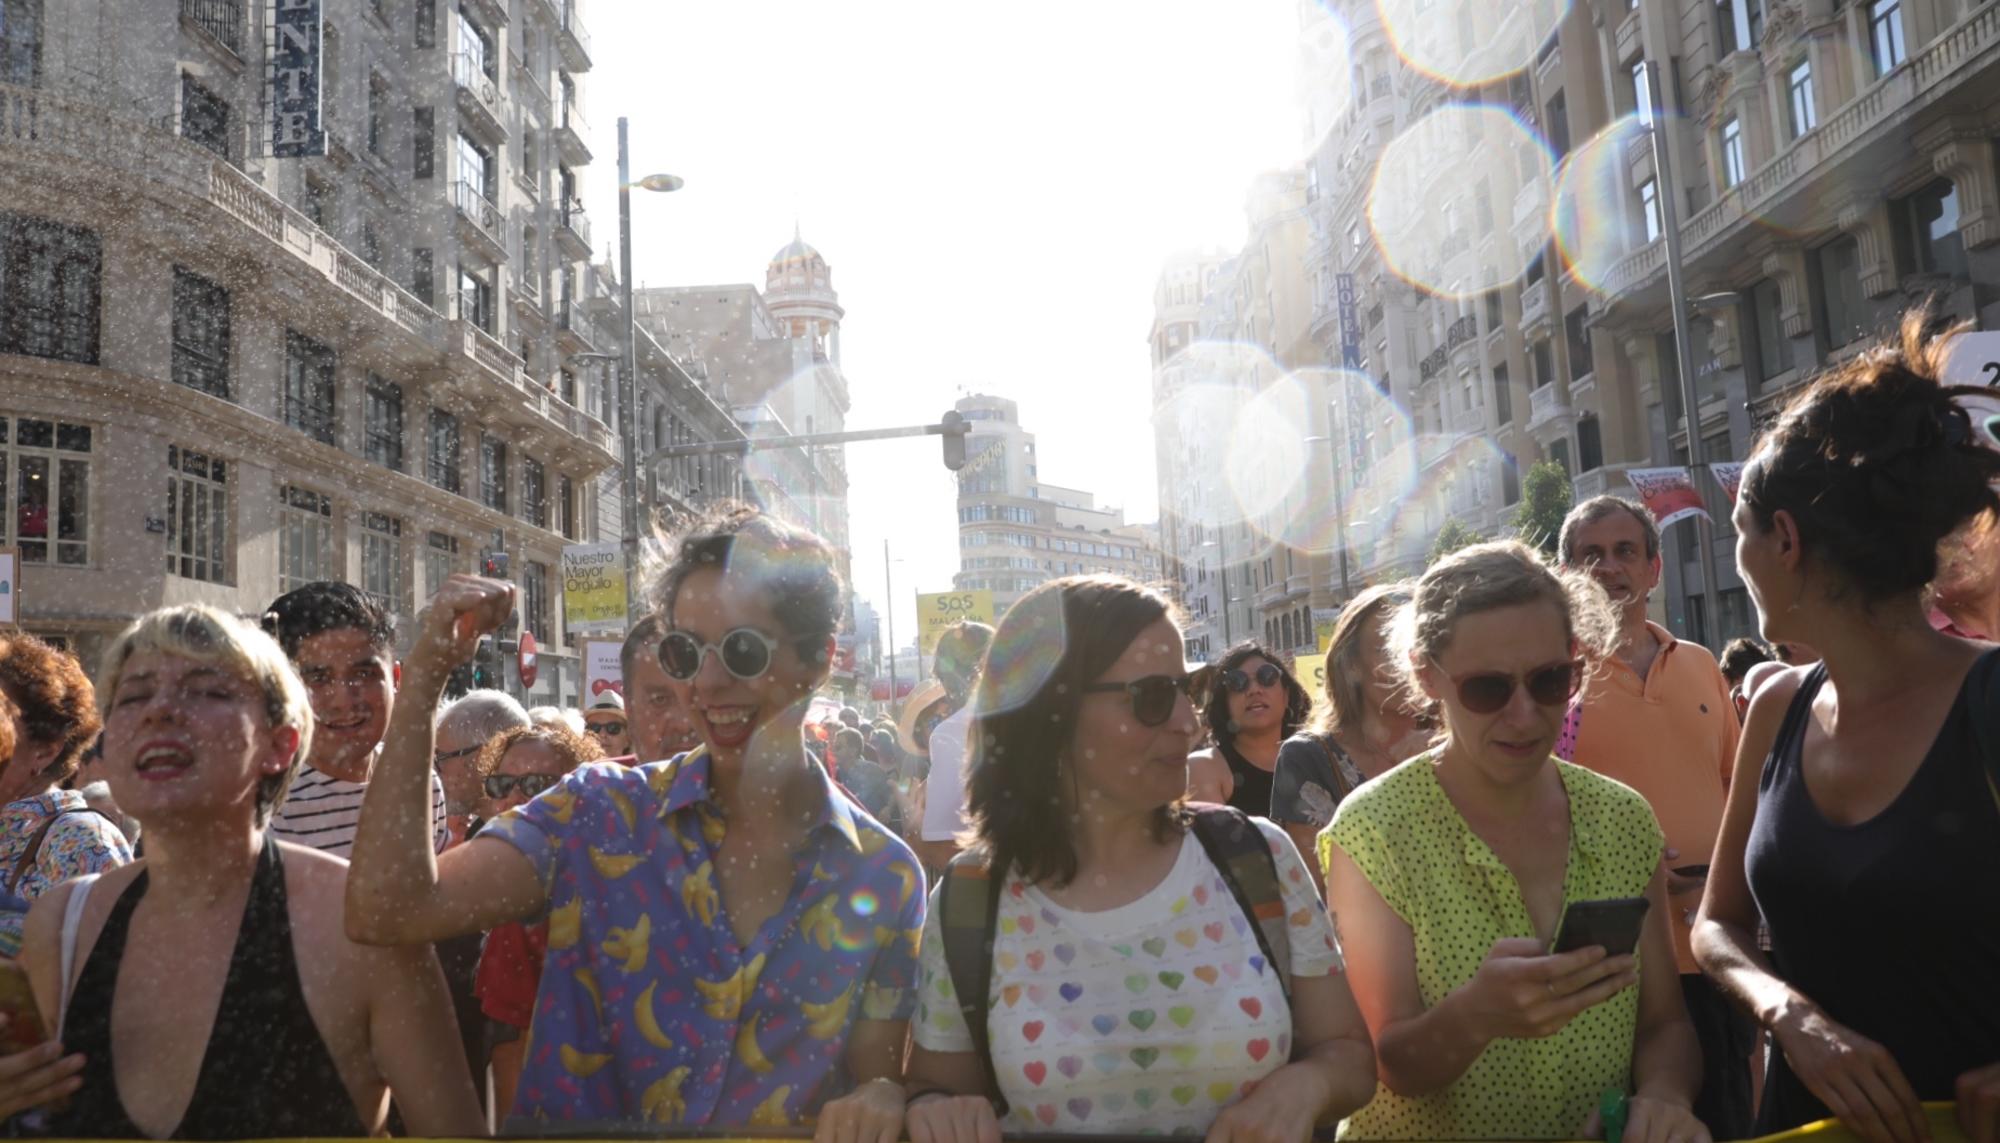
[480,549,510,579]
[941,410,967,471]
[471,636,500,689]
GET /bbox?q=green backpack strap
[1188,805,1293,1001]
[937,846,1010,1115]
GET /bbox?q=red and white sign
[1709,462,1746,508]
[518,630,539,690]
[1626,466,1710,530]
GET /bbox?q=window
[1638,178,1662,243]
[1531,340,1554,388]
[479,434,507,511]
[364,375,404,470]
[456,4,494,79]
[411,246,433,304]
[1720,117,1745,189]
[457,264,493,331]
[1543,91,1570,161]
[1494,363,1512,425]
[522,456,546,527]
[1475,177,1494,235]
[171,267,230,398]
[1870,0,1905,75]
[1577,416,1604,472]
[166,445,228,582]
[303,177,334,230]
[1503,459,1521,505]
[522,560,550,640]
[1787,60,1817,137]
[1485,291,1502,329]
[0,0,40,85]
[1,416,92,565]
[415,0,435,48]
[283,332,337,444]
[456,132,493,201]
[1904,179,1966,280]
[1715,0,1740,55]
[1565,306,1594,380]
[0,212,101,365]
[413,107,434,178]
[557,474,576,539]
[279,485,335,593]
[1549,439,1572,475]
[361,513,404,612]
[180,74,231,161]
[1815,236,1867,348]
[367,73,389,158]
[426,408,461,493]
[1749,278,1792,385]
[424,531,461,595]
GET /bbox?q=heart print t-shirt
[914,818,1340,1135]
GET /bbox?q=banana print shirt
[479,748,926,1130]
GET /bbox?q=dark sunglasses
[586,719,627,737]
[658,627,783,682]
[1223,663,1283,693]
[1080,673,1200,727]
[1437,658,1583,715]
[433,741,483,764]
[483,773,563,799]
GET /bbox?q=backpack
[937,803,1293,1114]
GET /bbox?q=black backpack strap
[1968,649,2000,814]
[1187,805,1293,1002]
[938,846,1010,1115]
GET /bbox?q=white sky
[584,0,1307,648]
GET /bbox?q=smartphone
[1550,897,1650,957]
[0,961,45,1056]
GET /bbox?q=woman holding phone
[1322,542,1704,1142]
[0,605,480,1137]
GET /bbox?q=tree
[1428,518,1485,566]
[1513,461,1574,556]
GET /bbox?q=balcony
[1417,343,1448,381]
[554,100,592,165]
[1446,314,1479,350]
[512,53,551,121]
[556,198,591,258]
[558,3,593,72]
[451,180,506,260]
[1527,383,1572,432]
[452,52,507,141]
[556,299,597,353]
[180,0,243,55]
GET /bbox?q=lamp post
[883,538,899,712]
[613,117,682,623]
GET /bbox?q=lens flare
[1552,114,1658,290]
[1377,0,1570,87]
[1298,4,1356,155]
[1151,341,1290,536]
[1224,373,1312,541]
[975,585,1069,718]
[1326,372,1421,558]
[1369,105,1554,299]
[849,889,880,918]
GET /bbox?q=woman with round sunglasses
[345,505,925,1141]
[1321,542,1705,1143]
[903,575,1376,1143]
[471,723,605,1118]
[1186,642,1313,815]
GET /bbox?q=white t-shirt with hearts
[914,818,1340,1135]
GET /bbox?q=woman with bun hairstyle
[1696,314,2000,1143]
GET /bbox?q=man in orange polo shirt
[1559,495,1751,1138]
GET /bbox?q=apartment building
[0,0,617,703]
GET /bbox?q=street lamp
[614,116,682,623]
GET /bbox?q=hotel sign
[270,0,325,158]
[1335,273,1363,370]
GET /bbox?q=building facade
[951,394,1162,616]
[0,0,621,703]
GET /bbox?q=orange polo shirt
[1569,621,1740,974]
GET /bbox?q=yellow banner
[1293,652,1327,698]
[561,543,627,634]
[917,590,995,654]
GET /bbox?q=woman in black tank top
[0,606,482,1138]
[1695,314,2000,1143]
[1193,642,1312,817]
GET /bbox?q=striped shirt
[270,758,448,857]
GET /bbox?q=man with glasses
[435,689,531,846]
[582,691,632,760]
[1557,496,1748,1139]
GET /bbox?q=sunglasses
[1437,658,1583,715]
[483,773,563,800]
[586,719,627,737]
[433,741,483,765]
[1081,673,1200,727]
[658,627,784,682]
[1223,663,1283,693]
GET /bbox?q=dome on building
[769,224,823,269]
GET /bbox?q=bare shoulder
[276,844,424,971]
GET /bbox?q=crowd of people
[0,316,1988,1141]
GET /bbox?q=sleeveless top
[1219,739,1276,818]
[48,837,366,1140]
[1744,652,2000,1134]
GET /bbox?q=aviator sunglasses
[1436,658,1583,715]
[1080,673,1200,727]
[1222,663,1283,693]
[658,627,785,682]
[483,773,563,799]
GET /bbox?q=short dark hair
[0,633,101,784]
[1201,641,1312,746]
[1741,311,2000,603]
[1560,496,1661,567]
[650,503,845,666]
[620,614,666,683]
[263,581,394,660]
[1718,637,1772,686]
[967,576,1183,887]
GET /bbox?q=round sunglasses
[585,719,627,737]
[1222,663,1283,693]
[1436,658,1583,715]
[483,773,563,800]
[1081,673,1200,727]
[658,627,784,682]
